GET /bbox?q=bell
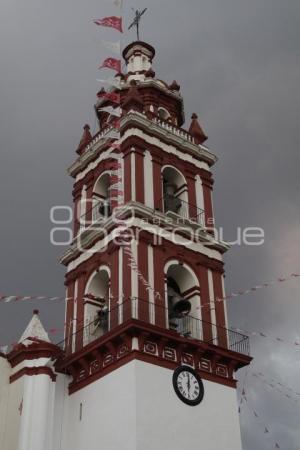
[168,287,191,317]
[172,294,191,316]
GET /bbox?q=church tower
[55,40,251,450]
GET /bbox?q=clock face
[173,366,204,406]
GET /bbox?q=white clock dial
[177,370,200,400]
[173,366,204,406]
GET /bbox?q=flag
[97,91,121,104]
[97,78,121,88]
[113,0,123,7]
[101,40,121,54]
[99,58,121,73]
[93,16,123,32]
[99,106,121,117]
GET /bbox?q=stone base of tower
[54,360,243,450]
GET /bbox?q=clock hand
[187,373,191,395]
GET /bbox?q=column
[75,271,87,352]
[153,246,166,327]
[135,148,145,203]
[151,150,163,211]
[197,266,213,343]
[137,238,149,322]
[186,172,198,222]
[212,270,228,348]
[64,280,75,355]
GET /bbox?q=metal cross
[128,8,148,41]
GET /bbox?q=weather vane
[128,8,148,41]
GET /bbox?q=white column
[18,376,34,450]
[118,247,123,324]
[131,151,136,202]
[144,150,154,208]
[208,269,217,342]
[131,240,138,319]
[195,175,204,211]
[18,373,54,450]
[147,245,155,324]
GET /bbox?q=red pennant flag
[93,16,123,33]
[49,328,59,335]
[99,58,121,73]
[97,91,121,104]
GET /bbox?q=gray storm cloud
[0,1,299,448]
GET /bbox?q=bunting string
[239,385,282,449]
[251,371,300,403]
[231,324,300,348]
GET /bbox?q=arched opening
[92,173,112,222]
[162,166,188,218]
[165,262,201,339]
[158,107,171,121]
[84,268,110,344]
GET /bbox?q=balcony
[162,195,205,227]
[62,298,250,357]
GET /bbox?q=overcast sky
[0,0,300,448]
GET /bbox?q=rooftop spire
[19,310,51,345]
[189,113,208,145]
[77,124,92,155]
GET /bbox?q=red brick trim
[8,341,61,368]
[10,366,57,384]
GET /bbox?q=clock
[172,366,204,406]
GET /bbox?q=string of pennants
[251,370,300,403]
[240,393,281,449]
[1,271,298,308]
[231,323,300,348]
[238,369,282,449]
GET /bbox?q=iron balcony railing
[60,297,250,356]
[161,195,205,227]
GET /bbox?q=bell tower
[56,40,251,450]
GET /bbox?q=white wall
[0,357,23,450]
[58,360,242,450]
[135,361,242,450]
[60,363,137,450]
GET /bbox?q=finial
[128,8,148,40]
[169,80,180,92]
[77,124,93,155]
[189,113,208,145]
